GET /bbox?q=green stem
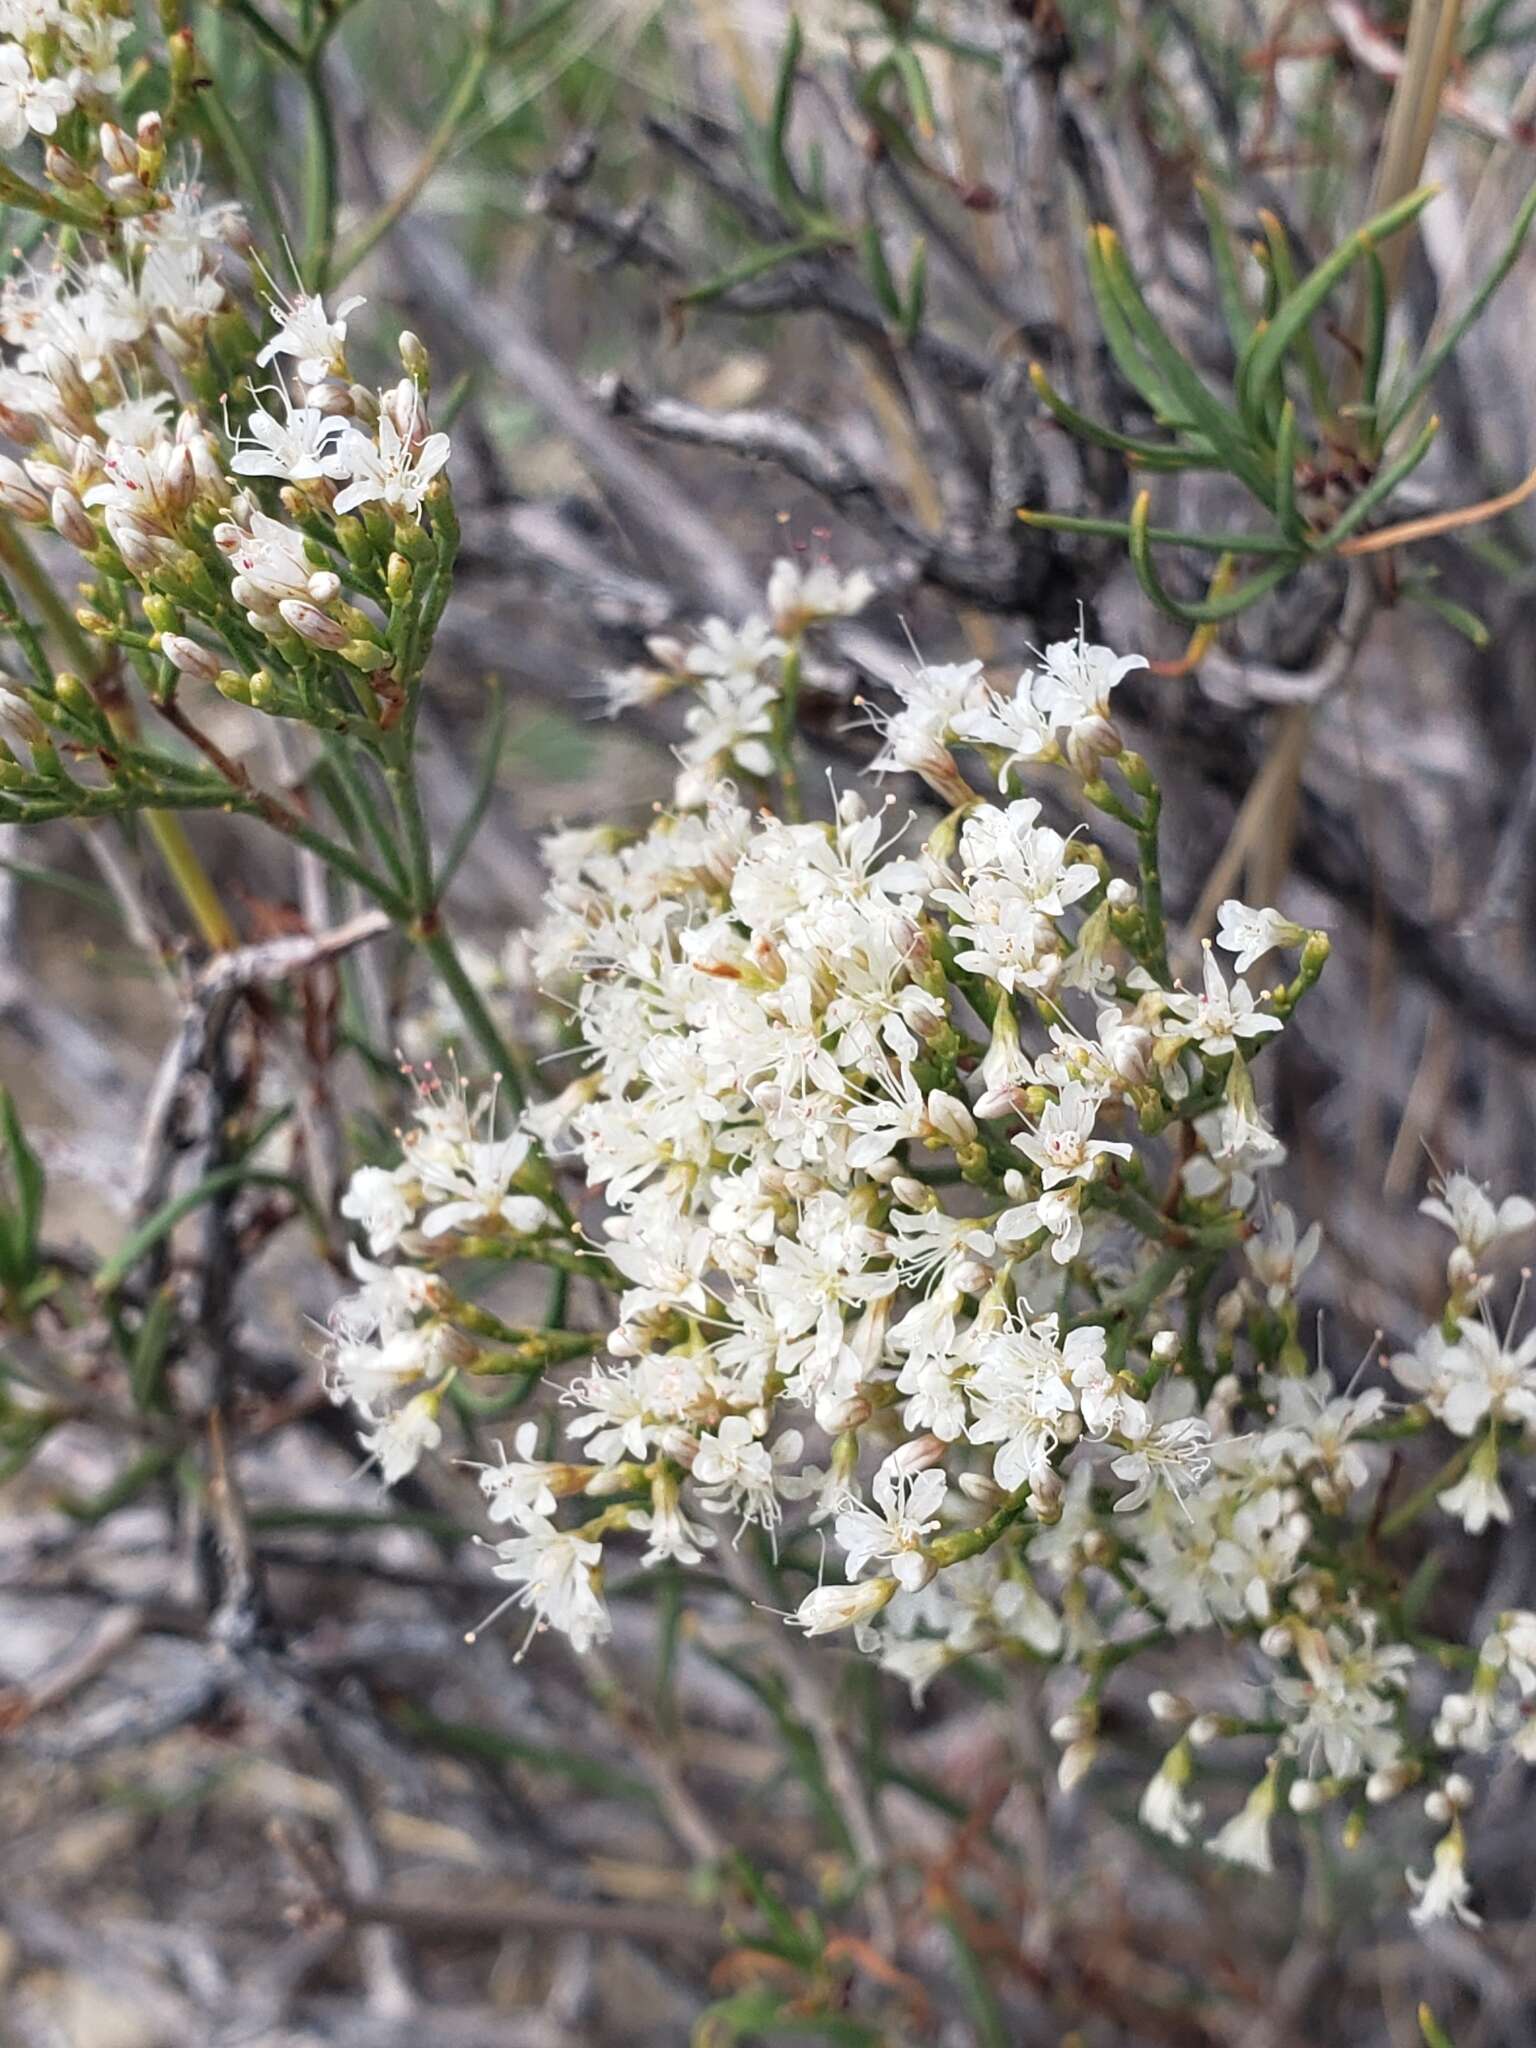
[300,50,339,291]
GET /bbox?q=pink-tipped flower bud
[0,455,51,523]
[44,144,89,192]
[135,110,164,154]
[99,123,137,178]
[160,634,223,685]
[277,598,350,650]
[50,486,94,550]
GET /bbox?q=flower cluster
[0,40,458,823]
[327,558,1536,1933]
[0,2,131,155]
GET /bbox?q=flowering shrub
[1,3,1534,1990]
[330,567,1536,1930]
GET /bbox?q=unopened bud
[136,110,164,154]
[881,1433,945,1478]
[386,552,412,604]
[305,379,355,418]
[50,486,94,550]
[340,639,390,672]
[1442,1772,1474,1811]
[1188,1713,1222,1748]
[1050,1706,1095,1747]
[99,122,138,178]
[0,455,51,523]
[44,143,89,192]
[398,329,430,381]
[277,598,350,650]
[306,569,341,604]
[1106,876,1136,909]
[160,633,223,684]
[1365,1764,1413,1805]
[1150,1329,1179,1364]
[1057,1738,1098,1793]
[1148,1690,1191,1725]
[1288,1780,1326,1814]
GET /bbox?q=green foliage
[1027,177,1536,632]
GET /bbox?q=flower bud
[50,486,94,550]
[1442,1772,1474,1811]
[1149,1690,1191,1725]
[814,1391,871,1433]
[1288,1779,1326,1814]
[44,144,90,192]
[1106,876,1136,909]
[1057,1738,1098,1793]
[1188,1713,1222,1748]
[160,634,223,684]
[1050,1705,1095,1746]
[306,569,342,604]
[99,122,137,178]
[0,455,51,523]
[881,1433,946,1479]
[340,639,390,672]
[1150,1329,1179,1364]
[399,329,431,381]
[136,110,164,155]
[1365,1763,1414,1805]
[790,1578,897,1635]
[306,379,355,418]
[278,598,350,650]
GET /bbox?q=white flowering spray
[324,556,1536,1936]
[0,12,1531,1950]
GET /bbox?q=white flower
[473,1421,562,1528]
[1013,1081,1131,1189]
[833,1462,945,1590]
[1138,1739,1201,1845]
[231,387,350,484]
[952,678,1053,790]
[766,556,873,630]
[1163,946,1283,1057]
[1216,899,1304,975]
[1438,1433,1509,1534]
[1421,1173,1535,1262]
[417,1132,549,1239]
[684,614,785,683]
[1033,629,1145,728]
[1436,1321,1536,1437]
[693,1414,797,1535]
[1245,1204,1321,1307]
[1274,1620,1411,1779]
[0,46,74,153]
[1408,1824,1480,1929]
[1109,1416,1213,1513]
[483,1515,610,1654]
[359,1388,443,1485]
[339,1163,416,1256]
[1207,1769,1277,1873]
[996,1183,1084,1265]
[636,1472,715,1567]
[256,287,364,385]
[333,411,451,519]
[789,1577,898,1635]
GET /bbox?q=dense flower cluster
[327,562,1536,1930]
[0,8,1527,1947]
[0,41,456,801]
